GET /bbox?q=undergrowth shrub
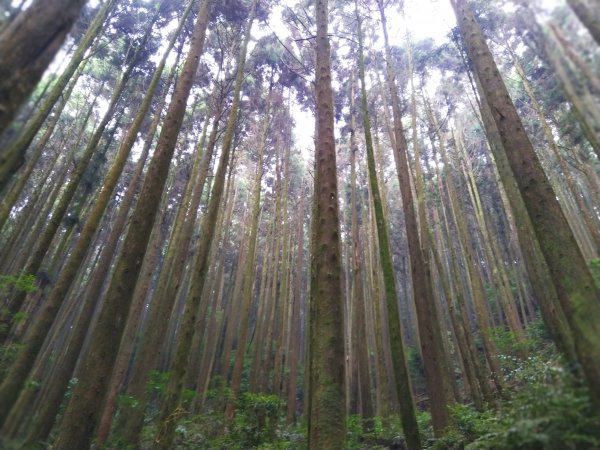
[431,346,600,450]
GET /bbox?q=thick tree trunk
[452,0,600,413]
[307,0,346,446]
[566,0,600,46]
[0,0,113,189]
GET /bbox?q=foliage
[427,345,600,450]
[137,392,303,449]
[347,414,407,450]
[146,370,170,395]
[0,274,37,294]
[0,342,23,380]
[0,273,37,336]
[0,269,36,383]
[130,325,600,450]
[491,316,553,362]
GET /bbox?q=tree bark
[307,0,347,446]
[0,0,114,189]
[452,0,600,413]
[152,3,254,447]
[51,1,212,446]
[226,85,270,417]
[566,0,600,46]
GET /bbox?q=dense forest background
[0,0,600,448]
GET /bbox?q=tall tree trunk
[226,84,270,417]
[348,71,374,422]
[286,179,304,423]
[376,0,452,438]
[0,0,114,189]
[152,3,254,447]
[566,0,600,45]
[452,0,600,413]
[308,0,346,446]
[51,2,212,447]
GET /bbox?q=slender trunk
[218,221,249,381]
[376,0,451,438]
[348,71,374,422]
[272,129,292,397]
[152,4,254,447]
[226,86,270,416]
[286,180,304,423]
[52,2,212,446]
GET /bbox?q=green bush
[433,348,600,450]
[0,274,37,294]
[153,392,297,449]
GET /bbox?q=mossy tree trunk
[356,3,423,446]
[307,0,347,446]
[452,0,600,413]
[51,1,212,446]
[0,0,114,189]
[152,3,255,447]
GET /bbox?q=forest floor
[3,319,600,449]
[127,319,600,449]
